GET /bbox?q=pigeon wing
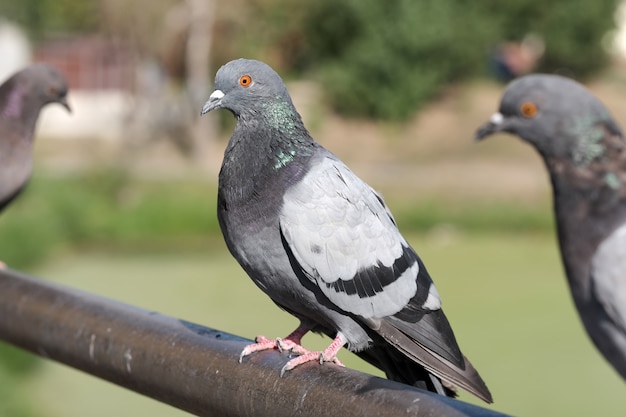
[279,155,439,319]
[590,222,626,334]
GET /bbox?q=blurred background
[1,0,626,416]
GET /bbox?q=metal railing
[0,268,509,417]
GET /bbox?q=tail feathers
[375,319,493,403]
[356,346,458,398]
[387,310,463,368]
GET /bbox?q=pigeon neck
[0,132,33,209]
[2,87,25,119]
[545,127,626,208]
[0,84,41,141]
[235,96,313,158]
[219,109,315,206]
[547,157,626,300]
[259,96,306,134]
[548,158,626,234]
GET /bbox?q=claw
[319,352,345,367]
[279,333,347,376]
[280,350,345,376]
[239,335,277,363]
[276,338,311,356]
[275,337,288,353]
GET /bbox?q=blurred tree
[185,0,217,163]
[252,0,619,120]
[475,0,619,77]
[0,0,100,37]
[0,0,620,121]
[271,0,499,119]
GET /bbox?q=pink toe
[239,335,279,362]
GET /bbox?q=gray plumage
[202,58,491,403]
[476,74,626,381]
[0,63,70,211]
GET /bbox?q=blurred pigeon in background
[0,63,70,212]
[202,58,492,403]
[476,74,626,381]
[0,63,70,268]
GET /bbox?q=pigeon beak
[59,97,72,113]
[201,89,225,115]
[475,112,504,140]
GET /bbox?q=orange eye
[239,75,252,87]
[49,86,58,95]
[520,101,538,118]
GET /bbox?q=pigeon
[201,58,492,403]
[476,74,626,381]
[0,63,70,212]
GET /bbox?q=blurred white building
[0,20,31,82]
[611,1,626,59]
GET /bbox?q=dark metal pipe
[0,268,508,417]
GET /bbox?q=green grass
[4,232,623,417]
[0,171,553,270]
[392,198,554,234]
[0,171,222,268]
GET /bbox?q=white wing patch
[280,156,419,318]
[423,283,441,311]
[591,223,626,332]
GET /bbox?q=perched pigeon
[476,74,626,381]
[202,58,492,402]
[0,63,70,212]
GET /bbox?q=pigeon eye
[48,86,58,95]
[520,102,538,118]
[239,75,252,87]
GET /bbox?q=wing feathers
[591,223,626,332]
[280,156,422,318]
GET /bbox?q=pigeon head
[14,64,71,113]
[201,59,296,121]
[476,74,623,163]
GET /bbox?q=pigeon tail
[373,318,493,403]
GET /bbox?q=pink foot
[280,333,347,376]
[239,322,314,363]
[275,338,311,355]
[0,261,6,269]
[239,335,278,362]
